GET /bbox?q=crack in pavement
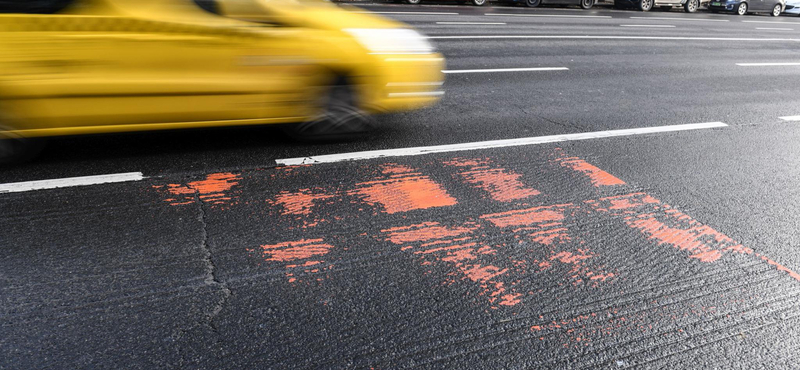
[193,189,232,331]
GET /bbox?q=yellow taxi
[0,0,445,161]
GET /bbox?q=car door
[1,0,314,133]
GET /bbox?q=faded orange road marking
[353,164,457,214]
[272,189,335,216]
[587,193,748,263]
[444,158,540,202]
[154,172,241,206]
[258,238,336,283]
[382,222,520,308]
[587,192,800,281]
[481,204,573,229]
[554,149,625,187]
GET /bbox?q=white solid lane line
[485,13,612,18]
[620,25,676,28]
[756,28,794,31]
[429,35,800,42]
[436,22,507,25]
[779,116,800,121]
[629,16,729,22]
[0,172,145,194]
[276,122,729,166]
[443,67,569,74]
[736,62,800,66]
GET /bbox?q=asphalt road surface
[4,3,800,369]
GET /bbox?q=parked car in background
[707,0,785,15]
[614,0,703,12]
[784,0,800,14]
[406,0,489,5]
[509,0,596,9]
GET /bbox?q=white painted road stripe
[756,27,794,31]
[443,67,568,74]
[620,24,676,28]
[276,122,729,166]
[436,22,507,25]
[0,172,145,194]
[743,20,800,25]
[357,11,459,15]
[485,13,612,18]
[736,62,800,66]
[430,35,800,42]
[779,116,800,121]
[629,16,729,22]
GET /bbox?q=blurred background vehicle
[707,0,784,15]
[401,0,489,6]
[614,0,704,12]
[0,0,445,162]
[783,0,800,14]
[506,0,596,9]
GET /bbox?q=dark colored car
[707,0,784,15]
[510,0,596,9]
[614,0,703,12]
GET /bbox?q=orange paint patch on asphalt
[553,149,625,187]
[261,238,334,262]
[444,158,540,202]
[259,238,336,283]
[588,193,746,263]
[272,188,335,215]
[353,164,457,214]
[154,172,241,206]
[382,222,479,245]
[481,204,572,228]
[381,221,521,308]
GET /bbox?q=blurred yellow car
[0,0,444,161]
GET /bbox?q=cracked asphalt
[3,3,800,369]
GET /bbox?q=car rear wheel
[407,0,421,4]
[283,77,373,142]
[580,0,594,9]
[0,127,44,165]
[638,0,653,11]
[736,2,747,14]
[526,0,541,7]
[472,0,487,5]
[684,0,699,12]
[771,3,782,15]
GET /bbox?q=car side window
[0,0,75,13]
[193,0,220,15]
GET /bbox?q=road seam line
[443,67,569,74]
[620,25,676,28]
[0,172,145,194]
[276,122,729,166]
[629,16,729,22]
[355,11,459,15]
[485,13,611,18]
[436,22,507,25]
[736,62,800,66]
[429,35,800,41]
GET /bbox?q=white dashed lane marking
[0,172,145,194]
[277,122,729,166]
